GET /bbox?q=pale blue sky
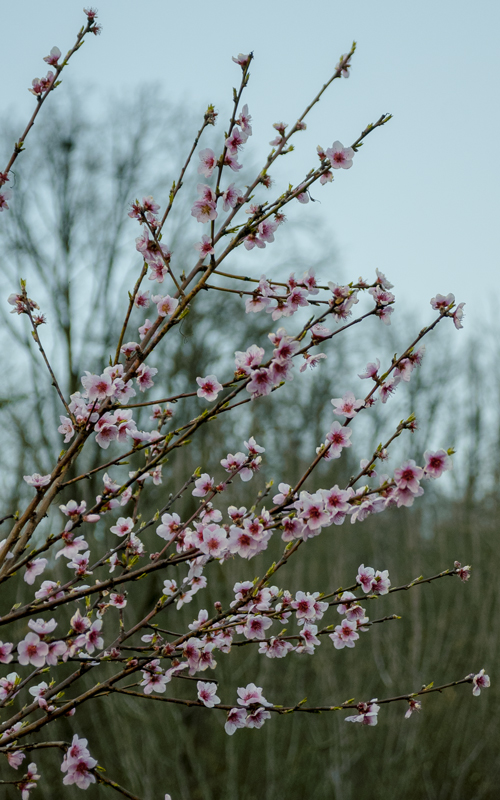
[3,0,499,324]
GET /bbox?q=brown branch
[2,15,98,179]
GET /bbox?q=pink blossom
[259,638,294,659]
[222,183,244,211]
[29,71,54,95]
[234,344,265,376]
[322,485,352,517]
[472,669,490,696]
[198,148,217,178]
[326,141,354,169]
[61,735,98,790]
[298,622,321,654]
[301,268,318,294]
[237,682,273,707]
[0,641,13,664]
[136,364,158,392]
[152,294,179,318]
[430,292,455,310]
[142,196,160,215]
[243,614,273,640]
[269,358,294,384]
[357,564,375,593]
[244,233,266,250]
[337,592,361,617]
[58,416,75,443]
[228,526,262,559]
[376,305,394,325]
[225,707,247,735]
[139,662,170,694]
[245,292,270,312]
[453,302,465,329]
[0,188,13,211]
[134,290,150,309]
[24,558,48,585]
[135,229,171,268]
[46,640,68,666]
[395,358,414,382]
[191,184,218,223]
[94,413,118,449]
[34,581,64,600]
[163,579,178,598]
[223,151,243,171]
[311,324,331,341]
[197,680,220,707]
[196,374,223,401]
[358,359,380,380]
[0,672,19,702]
[138,319,152,340]
[81,370,114,402]
[258,219,278,243]
[345,700,380,725]
[221,451,247,473]
[245,436,265,456]
[273,483,292,505]
[325,421,353,458]
[379,375,400,403]
[110,517,134,537]
[29,681,50,709]
[246,708,272,728]
[67,551,92,577]
[247,368,273,398]
[194,235,215,257]
[454,561,471,582]
[424,449,452,479]
[156,512,181,541]
[7,750,25,769]
[232,53,251,68]
[394,460,424,493]
[238,104,253,135]
[225,126,247,154]
[299,493,330,531]
[369,285,395,306]
[372,569,391,595]
[296,185,309,203]
[199,524,227,558]
[331,391,364,418]
[28,617,57,635]
[18,762,40,798]
[149,261,169,282]
[330,618,360,649]
[405,698,422,718]
[85,620,104,654]
[43,46,61,65]
[18,633,49,667]
[291,591,317,622]
[70,609,90,635]
[23,473,51,489]
[300,352,327,372]
[287,286,309,313]
[192,473,214,497]
[272,121,287,137]
[109,593,127,609]
[375,268,394,289]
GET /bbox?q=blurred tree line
[0,91,497,799]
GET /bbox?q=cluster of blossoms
[60,735,97,790]
[0,16,485,799]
